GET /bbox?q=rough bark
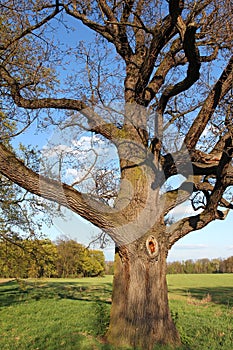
[107,230,180,349]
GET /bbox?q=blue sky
[167,212,233,262]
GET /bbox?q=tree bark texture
[107,233,180,349]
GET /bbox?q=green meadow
[0,274,232,350]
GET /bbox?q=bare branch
[63,4,114,42]
[168,207,227,248]
[0,65,121,141]
[0,4,60,50]
[63,2,133,60]
[134,15,175,101]
[0,65,86,111]
[160,188,191,217]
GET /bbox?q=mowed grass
[0,274,232,350]
[167,274,233,349]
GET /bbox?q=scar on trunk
[146,235,158,257]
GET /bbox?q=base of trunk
[106,241,180,349]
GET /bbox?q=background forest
[0,237,105,278]
[1,234,232,278]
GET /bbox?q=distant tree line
[167,257,233,274]
[0,237,105,278]
[2,236,233,278]
[98,257,233,276]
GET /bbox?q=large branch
[136,0,216,106]
[134,16,175,101]
[226,166,233,186]
[161,145,231,180]
[0,66,120,141]
[98,0,133,60]
[134,0,190,102]
[0,143,116,230]
[194,182,233,209]
[168,190,231,248]
[63,2,133,60]
[143,38,182,105]
[207,137,233,203]
[167,207,227,248]
[156,24,201,121]
[143,41,218,107]
[162,178,233,219]
[160,187,191,217]
[133,0,146,56]
[0,65,86,111]
[1,143,159,246]
[184,55,233,150]
[168,137,233,246]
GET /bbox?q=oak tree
[0,1,233,348]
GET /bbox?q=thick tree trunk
[107,236,180,349]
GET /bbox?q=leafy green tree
[220,256,233,273]
[90,250,105,272]
[0,238,57,278]
[0,236,27,278]
[167,257,233,274]
[56,238,84,278]
[55,237,105,277]
[82,249,105,277]
[25,239,58,278]
[0,1,232,348]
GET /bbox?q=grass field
[0,274,232,350]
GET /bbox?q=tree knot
[146,235,159,258]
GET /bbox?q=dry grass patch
[187,292,212,306]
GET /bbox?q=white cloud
[167,202,203,218]
[43,134,107,159]
[72,135,107,155]
[66,168,79,177]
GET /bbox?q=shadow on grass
[0,280,30,307]
[0,279,114,348]
[170,286,233,307]
[0,279,112,307]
